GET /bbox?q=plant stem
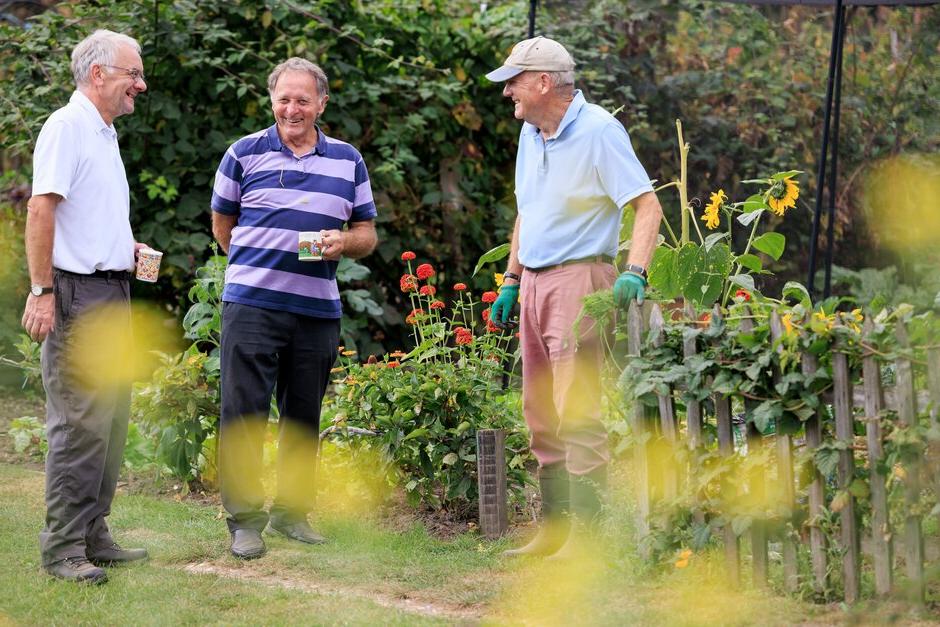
[721,213,762,307]
[677,119,690,246]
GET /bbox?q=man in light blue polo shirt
[487,36,663,559]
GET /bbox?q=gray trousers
[39,270,131,566]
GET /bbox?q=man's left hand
[320,229,344,260]
[613,272,646,308]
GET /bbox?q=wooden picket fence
[625,302,939,603]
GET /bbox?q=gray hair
[267,57,329,99]
[546,70,575,90]
[71,29,141,87]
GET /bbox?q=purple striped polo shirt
[211,125,377,319]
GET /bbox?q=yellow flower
[768,178,799,216]
[675,558,689,569]
[679,548,692,559]
[702,189,726,230]
[494,273,504,288]
[781,313,795,335]
[341,350,357,357]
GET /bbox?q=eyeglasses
[102,64,146,83]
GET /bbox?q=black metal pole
[528,0,537,38]
[806,0,844,298]
[823,5,848,299]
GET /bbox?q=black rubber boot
[502,463,570,557]
[546,465,607,561]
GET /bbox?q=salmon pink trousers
[519,261,617,476]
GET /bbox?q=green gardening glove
[613,272,646,308]
[490,284,519,329]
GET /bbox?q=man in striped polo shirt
[210,57,378,559]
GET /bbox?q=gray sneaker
[44,556,108,584]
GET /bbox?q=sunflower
[702,189,726,229]
[768,178,799,216]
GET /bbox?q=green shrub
[8,415,46,460]
[327,254,531,514]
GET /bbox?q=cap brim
[485,65,524,82]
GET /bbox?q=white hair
[70,29,141,87]
[267,57,329,100]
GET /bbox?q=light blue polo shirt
[515,90,653,269]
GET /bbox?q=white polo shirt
[515,90,654,269]
[32,90,135,274]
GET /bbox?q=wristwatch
[30,284,53,297]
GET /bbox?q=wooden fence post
[801,350,829,596]
[682,302,705,527]
[928,346,940,529]
[650,304,679,503]
[476,429,507,539]
[894,320,925,604]
[861,318,892,597]
[627,301,654,552]
[740,313,767,587]
[712,306,740,584]
[832,350,861,603]
[769,312,798,593]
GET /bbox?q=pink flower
[401,251,416,261]
[453,283,467,291]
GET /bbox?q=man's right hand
[490,284,519,328]
[22,293,55,342]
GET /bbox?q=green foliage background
[1,0,937,355]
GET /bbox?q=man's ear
[537,72,551,95]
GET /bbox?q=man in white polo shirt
[21,29,150,584]
[486,37,663,559]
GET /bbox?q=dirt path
[182,561,486,624]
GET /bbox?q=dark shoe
[503,463,570,558]
[546,466,608,562]
[230,528,266,559]
[88,542,149,566]
[268,519,326,545]
[44,556,108,584]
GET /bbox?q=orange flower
[430,300,445,310]
[387,361,400,368]
[406,308,425,325]
[481,308,490,321]
[486,319,500,333]
[419,285,436,296]
[389,350,407,358]
[455,332,473,345]
[453,282,467,291]
[481,291,498,303]
[416,263,435,280]
[400,274,418,292]
[401,251,416,261]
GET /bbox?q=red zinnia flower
[400,274,418,292]
[415,263,435,280]
[430,300,445,310]
[734,289,751,301]
[419,285,436,296]
[486,319,500,333]
[387,361,401,368]
[453,283,467,291]
[481,308,490,321]
[406,308,425,325]
[401,251,416,261]
[455,331,473,345]
[481,291,498,303]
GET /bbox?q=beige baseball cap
[485,36,575,82]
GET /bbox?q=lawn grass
[6,460,928,626]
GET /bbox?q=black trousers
[219,302,339,532]
[40,271,131,566]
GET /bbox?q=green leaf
[647,246,682,299]
[729,273,755,292]
[731,515,752,536]
[735,253,763,273]
[741,194,768,213]
[402,427,429,441]
[782,281,811,306]
[771,170,802,181]
[751,232,785,260]
[751,400,781,434]
[442,452,458,465]
[737,208,764,227]
[703,231,728,252]
[815,447,840,478]
[472,243,510,277]
[682,243,732,307]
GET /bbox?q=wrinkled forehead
[271,70,321,100]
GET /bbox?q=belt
[55,268,134,281]
[526,255,615,274]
